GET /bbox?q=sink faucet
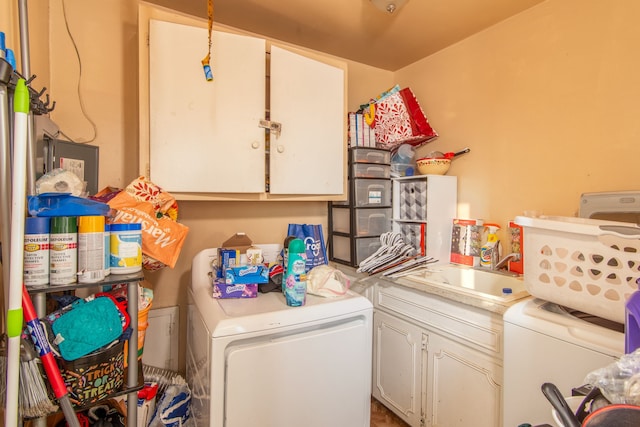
[488,240,521,271]
[493,252,521,271]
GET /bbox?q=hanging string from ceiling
[201,0,214,81]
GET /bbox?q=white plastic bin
[515,215,640,324]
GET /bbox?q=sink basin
[402,264,529,302]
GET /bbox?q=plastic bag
[367,85,438,150]
[584,347,640,405]
[307,265,350,297]
[148,376,195,427]
[287,224,328,273]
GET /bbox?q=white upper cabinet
[144,18,346,200]
[269,46,345,195]
[149,20,266,193]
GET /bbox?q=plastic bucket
[124,303,152,366]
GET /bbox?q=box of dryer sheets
[450,219,486,267]
[212,278,258,299]
[225,264,269,285]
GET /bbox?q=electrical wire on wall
[60,0,97,144]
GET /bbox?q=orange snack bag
[108,191,188,269]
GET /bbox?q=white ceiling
[146,0,546,71]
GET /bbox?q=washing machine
[503,190,640,426]
[187,248,373,427]
[503,297,624,426]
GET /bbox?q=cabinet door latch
[259,120,282,137]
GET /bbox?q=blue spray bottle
[284,238,307,307]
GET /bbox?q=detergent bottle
[480,224,501,268]
[284,238,307,307]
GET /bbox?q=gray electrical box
[34,116,99,196]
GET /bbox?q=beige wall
[397,0,640,229]
[11,0,640,372]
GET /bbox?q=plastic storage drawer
[331,207,392,237]
[352,163,391,179]
[331,235,382,266]
[353,179,391,208]
[351,148,391,165]
[515,215,640,324]
[355,208,392,236]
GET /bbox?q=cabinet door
[425,332,502,427]
[149,20,266,193]
[269,46,345,195]
[373,310,424,427]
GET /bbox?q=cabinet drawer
[352,163,390,179]
[375,283,503,355]
[351,147,391,164]
[353,179,391,207]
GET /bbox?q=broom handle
[22,285,80,427]
[5,77,28,427]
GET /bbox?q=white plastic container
[110,223,142,274]
[515,215,640,324]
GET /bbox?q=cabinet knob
[277,145,285,153]
[251,141,260,149]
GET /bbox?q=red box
[507,221,524,274]
[450,219,486,267]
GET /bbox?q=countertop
[333,262,530,316]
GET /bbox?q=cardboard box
[216,248,240,278]
[224,264,269,284]
[212,279,258,298]
[222,232,253,253]
[450,219,486,267]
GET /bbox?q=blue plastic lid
[110,223,142,232]
[104,223,110,232]
[27,193,110,217]
[5,49,15,70]
[25,216,50,234]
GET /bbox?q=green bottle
[284,238,307,307]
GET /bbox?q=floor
[370,397,410,427]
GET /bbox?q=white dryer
[187,248,373,427]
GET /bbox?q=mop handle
[21,285,68,398]
[22,285,81,427]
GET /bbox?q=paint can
[24,217,50,287]
[77,216,105,284]
[110,223,142,274]
[49,216,78,285]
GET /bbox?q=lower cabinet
[373,310,425,426]
[372,282,503,427]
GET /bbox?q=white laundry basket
[515,215,640,324]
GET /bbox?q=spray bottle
[284,238,307,307]
[480,223,501,268]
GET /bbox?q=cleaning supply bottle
[480,224,500,268]
[284,238,307,307]
[282,235,297,292]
